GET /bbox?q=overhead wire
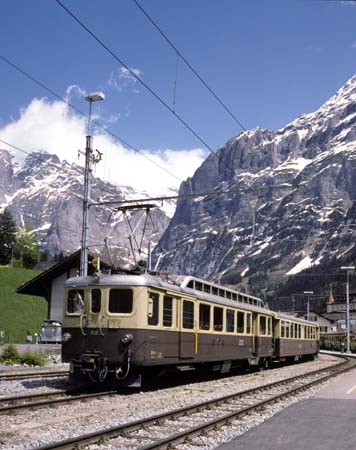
[0,54,182,184]
[55,0,238,178]
[0,54,291,206]
[0,138,82,179]
[131,0,259,146]
[91,183,300,207]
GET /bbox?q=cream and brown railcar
[61,272,319,387]
[274,313,320,359]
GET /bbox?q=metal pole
[346,270,351,354]
[341,266,354,354]
[80,133,93,277]
[303,291,313,321]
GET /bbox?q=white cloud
[65,84,87,100]
[108,67,142,93]
[0,96,207,195]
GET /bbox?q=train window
[91,289,101,313]
[109,289,133,314]
[148,292,159,326]
[237,311,244,333]
[226,309,235,333]
[203,284,211,294]
[163,296,173,327]
[195,281,203,291]
[232,293,237,301]
[67,290,85,314]
[187,280,194,289]
[226,291,232,299]
[183,300,194,329]
[267,317,272,336]
[214,307,223,332]
[199,304,211,330]
[285,322,290,338]
[212,286,218,296]
[246,314,251,334]
[218,289,225,298]
[281,321,285,338]
[290,323,294,339]
[259,316,266,335]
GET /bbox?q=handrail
[99,315,105,336]
[80,313,87,336]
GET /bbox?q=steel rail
[32,356,353,450]
[0,369,69,381]
[0,388,118,414]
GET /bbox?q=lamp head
[85,91,105,102]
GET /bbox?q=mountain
[155,75,356,293]
[0,150,173,265]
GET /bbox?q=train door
[81,288,105,352]
[252,313,258,355]
[179,298,195,359]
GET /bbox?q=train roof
[65,272,271,315]
[276,311,319,326]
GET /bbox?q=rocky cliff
[155,75,356,290]
[0,150,171,265]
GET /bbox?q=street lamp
[341,266,355,354]
[80,91,105,277]
[304,291,313,321]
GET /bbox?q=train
[320,332,356,352]
[61,270,319,387]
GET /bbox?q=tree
[13,226,39,269]
[0,209,17,265]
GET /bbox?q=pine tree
[0,209,17,265]
[13,226,40,269]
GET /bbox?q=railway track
[32,355,356,450]
[0,388,118,414]
[0,368,69,381]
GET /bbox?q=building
[325,292,356,333]
[17,251,110,323]
[297,311,337,334]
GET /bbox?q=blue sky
[0,0,356,193]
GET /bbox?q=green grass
[0,267,47,344]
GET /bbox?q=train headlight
[121,334,133,345]
[62,332,72,343]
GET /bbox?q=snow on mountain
[0,150,173,264]
[155,75,356,289]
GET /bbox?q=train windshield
[109,289,133,314]
[67,289,85,314]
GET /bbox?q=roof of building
[16,250,111,300]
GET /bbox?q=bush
[0,343,20,364]
[0,344,46,366]
[20,350,46,366]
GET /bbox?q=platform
[217,365,356,450]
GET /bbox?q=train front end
[61,273,145,387]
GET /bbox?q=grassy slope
[0,267,47,343]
